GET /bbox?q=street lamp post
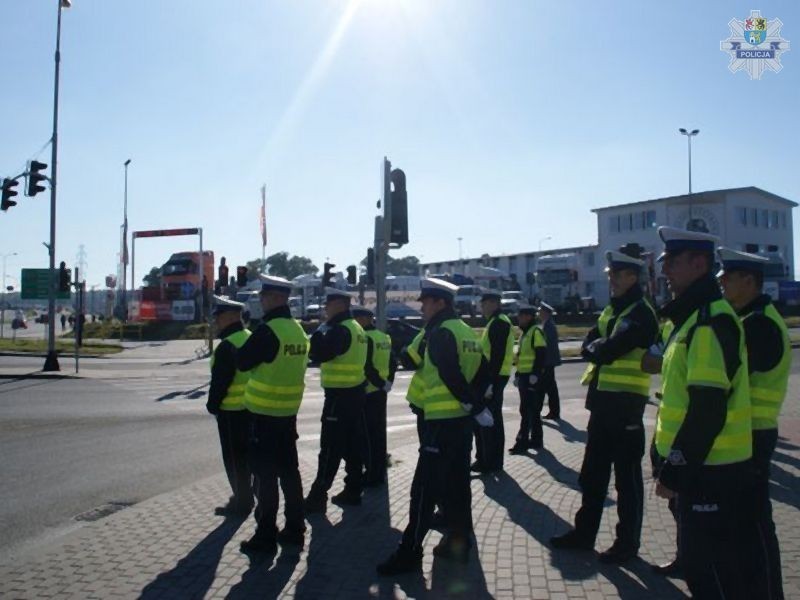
[121,158,131,320]
[679,128,700,220]
[538,235,552,253]
[1,252,18,339]
[43,0,71,371]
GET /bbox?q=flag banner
[260,185,267,247]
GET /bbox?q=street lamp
[43,0,72,371]
[1,252,19,339]
[679,128,700,219]
[538,235,552,252]
[121,158,131,319]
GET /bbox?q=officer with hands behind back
[509,304,548,454]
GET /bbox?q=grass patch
[0,338,122,355]
[63,321,211,342]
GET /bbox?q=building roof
[591,186,797,213]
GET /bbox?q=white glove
[474,408,494,428]
[460,402,473,413]
[484,385,493,400]
[586,338,605,354]
[529,375,538,386]
[383,381,393,393]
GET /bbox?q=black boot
[240,534,277,555]
[598,540,638,564]
[376,547,423,576]
[550,530,594,550]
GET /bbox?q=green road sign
[21,268,70,300]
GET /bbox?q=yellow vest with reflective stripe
[656,299,752,465]
[580,299,655,397]
[516,325,546,374]
[481,313,514,376]
[365,329,392,393]
[423,319,482,420]
[243,319,308,416]
[210,328,251,412]
[743,303,790,430]
[320,318,368,388]
[405,329,426,408]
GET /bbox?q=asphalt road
[2,347,799,565]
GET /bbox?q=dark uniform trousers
[249,414,304,538]
[216,410,254,510]
[541,366,560,417]
[401,417,473,551]
[574,410,645,548]
[363,390,388,484]
[475,376,509,470]
[309,388,366,498]
[745,429,784,600]
[515,379,544,448]
[678,462,753,600]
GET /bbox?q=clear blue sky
[1,0,798,288]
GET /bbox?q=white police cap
[604,250,645,272]
[537,301,556,315]
[351,305,375,318]
[324,287,354,302]
[657,226,720,262]
[211,295,244,315]
[258,274,293,293]
[716,247,769,277]
[418,277,458,301]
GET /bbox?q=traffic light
[1,178,19,211]
[26,160,48,197]
[346,265,357,285]
[366,248,375,285]
[217,257,229,294]
[388,168,408,246]
[322,262,335,287]
[236,266,248,287]
[58,261,71,293]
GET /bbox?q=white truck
[535,253,580,310]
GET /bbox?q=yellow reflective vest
[743,302,791,430]
[580,299,656,397]
[655,299,752,465]
[423,319,482,420]
[481,312,514,376]
[405,329,426,409]
[210,328,251,412]
[320,318,368,388]
[243,318,309,417]
[365,328,392,394]
[516,325,546,375]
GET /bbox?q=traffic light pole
[43,0,65,372]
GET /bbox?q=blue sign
[180,282,195,299]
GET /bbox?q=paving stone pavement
[1,396,798,599]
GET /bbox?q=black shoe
[508,444,527,455]
[303,493,327,514]
[331,490,362,506]
[429,511,446,531]
[651,558,682,577]
[277,528,305,546]
[598,542,638,564]
[550,530,594,551]
[214,503,252,517]
[432,538,470,564]
[542,413,560,421]
[376,548,423,576]
[470,462,494,474]
[240,535,277,555]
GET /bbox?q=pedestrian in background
[538,302,562,420]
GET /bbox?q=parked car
[235,290,263,324]
[454,285,481,317]
[385,318,422,361]
[501,291,525,316]
[305,303,322,321]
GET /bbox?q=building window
[621,213,631,232]
[750,208,758,227]
[646,210,657,228]
[745,243,759,253]
[781,212,787,229]
[609,215,620,233]
[761,209,769,228]
[584,252,595,267]
[633,212,644,230]
[771,210,779,229]
[737,207,747,226]
[767,245,779,252]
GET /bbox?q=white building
[422,186,796,308]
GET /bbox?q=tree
[142,267,162,287]
[245,253,319,282]
[360,254,420,276]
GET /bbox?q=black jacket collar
[426,306,458,330]
[219,321,244,339]
[262,305,292,322]
[738,293,772,316]
[610,283,643,313]
[326,309,352,326]
[661,273,722,329]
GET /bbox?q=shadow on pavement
[597,560,686,599]
[772,449,800,471]
[770,462,800,510]
[522,447,581,492]
[226,549,301,599]
[544,418,587,445]
[139,516,245,600]
[776,436,799,452]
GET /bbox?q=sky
[1,0,799,289]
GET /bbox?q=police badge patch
[720,10,790,79]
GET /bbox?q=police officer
[509,304,547,454]
[400,327,427,444]
[352,306,396,487]
[235,276,309,554]
[718,247,790,600]
[551,247,658,563]
[653,227,753,598]
[473,289,514,473]
[377,278,493,575]
[304,288,368,512]
[538,302,562,420]
[206,295,254,517]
